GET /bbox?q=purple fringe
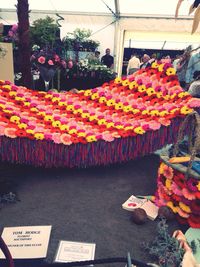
[0,117,184,168]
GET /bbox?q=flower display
[31,47,66,70]
[155,162,200,228]
[0,62,199,150]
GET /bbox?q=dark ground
[0,154,182,267]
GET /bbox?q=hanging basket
[155,111,200,228]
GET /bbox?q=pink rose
[48,60,54,66]
[38,56,45,64]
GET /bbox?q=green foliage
[62,28,99,52]
[142,219,185,267]
[30,16,59,48]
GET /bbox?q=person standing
[185,50,200,89]
[140,54,151,69]
[101,48,114,68]
[188,71,200,97]
[126,53,140,75]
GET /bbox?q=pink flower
[52,133,61,144]
[102,133,114,142]
[163,164,174,179]
[48,60,54,66]
[38,56,45,64]
[4,128,17,138]
[60,133,72,145]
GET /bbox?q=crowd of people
[126,47,200,97]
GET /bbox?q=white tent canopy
[0,0,199,75]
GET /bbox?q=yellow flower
[163,95,170,100]
[158,63,164,72]
[156,92,163,98]
[2,85,11,90]
[77,131,86,137]
[167,201,177,213]
[134,126,145,135]
[138,85,146,92]
[30,107,38,112]
[98,119,106,125]
[26,129,34,134]
[44,115,53,122]
[170,108,179,114]
[38,111,46,116]
[115,102,123,110]
[52,120,61,127]
[178,92,190,98]
[151,62,159,69]
[179,202,191,213]
[106,122,114,128]
[18,123,27,129]
[58,102,67,107]
[146,87,155,96]
[9,91,17,96]
[91,93,99,100]
[166,67,176,76]
[107,99,116,106]
[115,124,124,129]
[10,115,20,124]
[99,97,107,103]
[66,105,74,111]
[180,106,193,115]
[123,105,132,112]
[170,93,176,99]
[84,90,92,96]
[44,94,53,99]
[158,162,165,175]
[159,110,169,117]
[165,179,172,190]
[34,133,44,140]
[24,102,31,107]
[3,109,12,114]
[68,128,77,134]
[142,110,149,115]
[81,112,90,119]
[0,103,5,109]
[60,124,69,131]
[89,115,97,121]
[122,80,129,86]
[150,110,159,116]
[52,97,61,103]
[15,96,25,101]
[129,81,138,90]
[114,77,122,84]
[124,125,133,131]
[86,135,97,142]
[197,182,200,191]
[133,109,140,114]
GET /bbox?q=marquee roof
[0,0,195,17]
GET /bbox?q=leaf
[175,0,184,19]
[192,5,200,34]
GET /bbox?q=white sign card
[0,225,52,259]
[54,240,96,263]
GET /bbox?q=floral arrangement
[30,47,66,70]
[143,218,185,266]
[77,59,115,80]
[0,62,199,146]
[155,161,200,228]
[3,24,18,43]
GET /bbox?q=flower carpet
[0,62,200,168]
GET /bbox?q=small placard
[0,225,52,259]
[55,240,96,263]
